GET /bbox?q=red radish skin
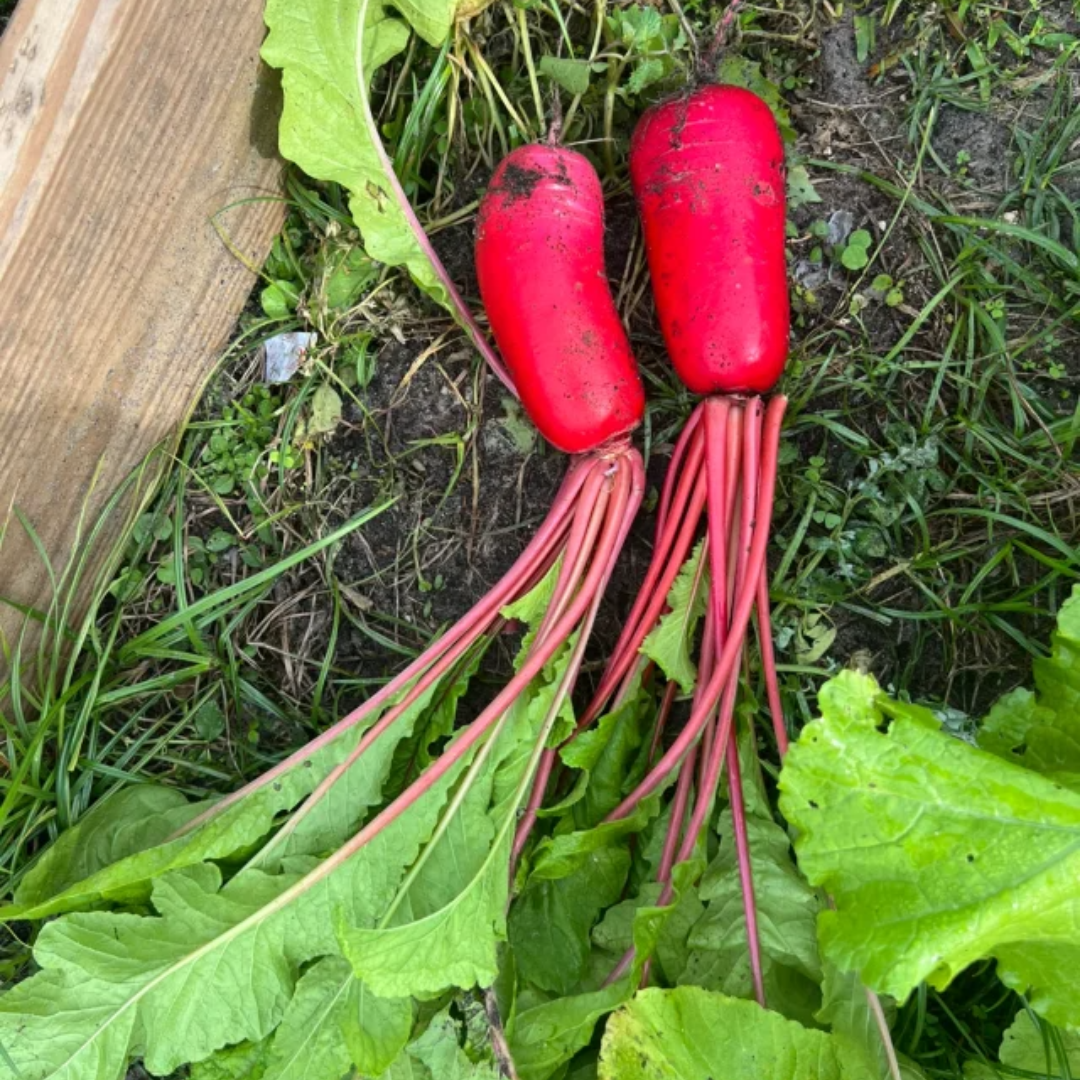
[477,145,645,455]
[630,85,789,395]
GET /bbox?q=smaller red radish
[477,144,645,454]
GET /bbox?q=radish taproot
[630,85,789,395]
[477,144,645,454]
[175,142,644,931]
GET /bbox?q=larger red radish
[630,85,789,395]
[477,144,645,454]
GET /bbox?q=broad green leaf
[339,607,574,999]
[780,669,1080,1028]
[4,668,456,921]
[529,792,662,882]
[641,540,707,694]
[998,1008,1080,1076]
[598,987,867,1079]
[260,666,471,871]
[14,785,202,909]
[509,892,667,1080]
[264,956,410,1080]
[559,670,649,828]
[509,982,630,1080]
[539,56,591,96]
[716,57,795,141]
[262,0,449,306]
[191,1040,269,1080]
[509,848,629,993]
[0,741,468,1080]
[381,0,456,48]
[337,831,511,998]
[387,648,483,795]
[501,557,565,655]
[684,809,821,1021]
[815,965,918,1080]
[979,586,1080,782]
[404,1008,501,1079]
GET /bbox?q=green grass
[1,0,1078,1072]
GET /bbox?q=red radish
[630,85,788,395]
[477,144,645,454]
[559,85,791,1009]
[178,142,644,912]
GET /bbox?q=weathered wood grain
[0,0,285,664]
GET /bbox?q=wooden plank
[0,0,284,663]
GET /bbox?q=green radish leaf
[264,956,410,1080]
[998,1008,1080,1076]
[403,1007,501,1078]
[591,859,703,987]
[0,736,473,1080]
[385,647,484,799]
[610,5,662,46]
[191,1040,270,1080]
[4,666,460,921]
[684,809,822,1025]
[262,0,452,307]
[335,809,512,997]
[13,785,203,911]
[509,848,630,994]
[529,791,663,882]
[716,57,795,142]
[508,890,668,1080]
[814,964,917,1080]
[559,669,650,828]
[598,987,870,1079]
[979,585,1080,784]
[509,982,632,1080]
[337,635,571,998]
[779,668,1080,1028]
[626,58,664,96]
[641,540,707,694]
[539,56,592,96]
